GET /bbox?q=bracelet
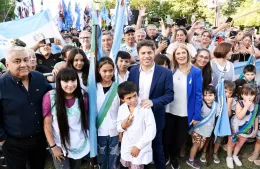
[49,144,56,149]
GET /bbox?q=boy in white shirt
[117,81,156,169]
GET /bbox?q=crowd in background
[0,6,260,169]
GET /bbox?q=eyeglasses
[80,37,91,40]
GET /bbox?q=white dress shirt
[117,100,156,165]
[96,83,120,137]
[116,71,129,84]
[139,64,155,100]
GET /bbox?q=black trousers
[163,113,188,162]
[2,133,46,169]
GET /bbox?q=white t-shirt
[120,43,138,61]
[166,69,188,117]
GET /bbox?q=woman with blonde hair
[163,43,203,169]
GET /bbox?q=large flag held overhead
[100,5,111,26]
[0,9,63,58]
[74,2,82,30]
[214,72,232,141]
[109,0,127,62]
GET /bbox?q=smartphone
[226,17,233,23]
[44,38,55,44]
[199,22,205,27]
[151,18,161,23]
[205,21,210,28]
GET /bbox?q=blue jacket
[173,66,203,126]
[128,64,174,130]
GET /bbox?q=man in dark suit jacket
[128,40,174,169]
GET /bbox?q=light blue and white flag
[100,5,111,26]
[109,0,127,62]
[214,73,231,141]
[0,9,63,59]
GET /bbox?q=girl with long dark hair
[96,57,120,169]
[67,48,90,91]
[43,68,90,169]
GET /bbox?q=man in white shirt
[128,40,174,169]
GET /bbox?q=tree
[0,0,15,22]
[232,0,260,27]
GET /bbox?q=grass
[44,142,259,169]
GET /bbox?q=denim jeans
[98,136,119,169]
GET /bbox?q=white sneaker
[226,157,234,169]
[233,155,242,166]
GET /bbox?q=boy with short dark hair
[117,81,156,169]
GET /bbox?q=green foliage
[232,0,260,27]
[0,0,15,22]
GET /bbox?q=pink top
[42,91,89,117]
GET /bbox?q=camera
[43,38,55,44]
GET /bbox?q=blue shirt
[0,71,52,141]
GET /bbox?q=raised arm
[235,101,252,120]
[135,6,146,30]
[212,22,230,36]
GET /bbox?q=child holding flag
[96,57,120,169]
[226,84,259,168]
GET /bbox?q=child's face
[122,92,138,108]
[225,88,233,98]
[99,63,114,82]
[73,54,84,71]
[117,57,130,72]
[244,72,255,82]
[241,94,255,102]
[61,79,77,94]
[203,91,215,105]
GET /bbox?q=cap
[62,33,73,39]
[124,26,135,34]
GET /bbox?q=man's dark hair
[243,64,256,74]
[116,51,131,63]
[137,40,156,54]
[203,85,216,96]
[118,81,137,99]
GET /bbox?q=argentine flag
[0,9,63,59]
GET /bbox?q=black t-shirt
[103,86,111,94]
[36,53,63,73]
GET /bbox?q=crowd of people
[0,8,260,169]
